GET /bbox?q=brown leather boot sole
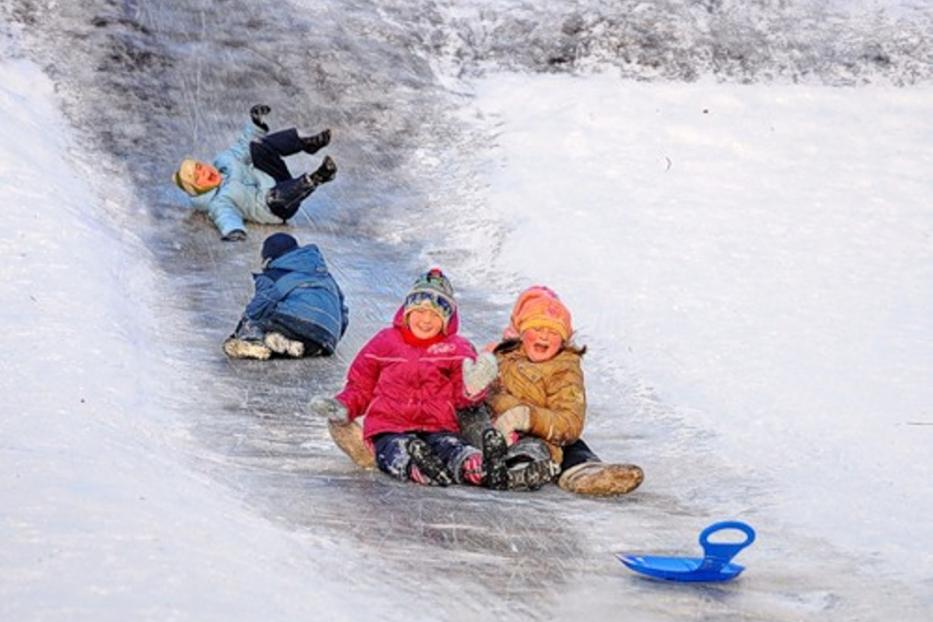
[558,462,644,496]
[327,419,375,469]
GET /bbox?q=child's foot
[481,428,509,490]
[506,459,560,492]
[305,155,337,186]
[264,331,305,358]
[557,462,644,496]
[301,128,331,154]
[327,420,375,469]
[407,438,453,486]
[223,336,272,360]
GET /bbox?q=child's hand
[221,229,246,242]
[308,395,348,423]
[462,352,498,397]
[495,405,530,445]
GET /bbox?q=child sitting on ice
[308,269,499,486]
[172,104,336,241]
[223,233,348,360]
[477,286,643,495]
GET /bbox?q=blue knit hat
[261,233,298,264]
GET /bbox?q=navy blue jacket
[244,245,348,353]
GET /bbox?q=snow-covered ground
[0,58,367,621]
[461,72,933,577]
[2,0,932,619]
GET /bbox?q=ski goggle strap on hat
[404,290,454,325]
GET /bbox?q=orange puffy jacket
[487,342,586,463]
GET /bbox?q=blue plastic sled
[617,521,756,582]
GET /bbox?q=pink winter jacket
[336,306,484,440]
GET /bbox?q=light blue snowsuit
[188,122,283,238]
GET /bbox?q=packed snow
[462,72,933,577]
[2,1,932,620]
[0,58,372,621]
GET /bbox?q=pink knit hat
[503,285,572,341]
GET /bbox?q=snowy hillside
[2,1,931,620]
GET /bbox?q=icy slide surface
[2,1,931,620]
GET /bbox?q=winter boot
[557,462,644,496]
[506,459,560,492]
[304,155,337,187]
[264,331,305,358]
[301,129,331,154]
[223,336,271,360]
[481,428,509,490]
[327,419,375,469]
[407,438,453,486]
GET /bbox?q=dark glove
[222,229,247,242]
[250,104,271,131]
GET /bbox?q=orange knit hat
[506,286,572,341]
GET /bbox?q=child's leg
[264,315,327,357]
[559,438,601,471]
[456,404,490,448]
[504,437,560,492]
[249,130,300,182]
[265,156,336,222]
[372,432,453,486]
[423,433,484,486]
[372,433,417,481]
[456,405,508,489]
[406,436,454,486]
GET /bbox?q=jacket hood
[265,244,326,274]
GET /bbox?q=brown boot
[557,462,644,496]
[327,419,375,469]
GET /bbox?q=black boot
[407,438,453,486]
[507,459,559,492]
[301,129,331,154]
[482,429,509,490]
[304,155,337,186]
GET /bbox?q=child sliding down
[321,284,644,496]
[223,233,348,360]
[485,286,643,496]
[308,269,499,486]
[173,104,336,240]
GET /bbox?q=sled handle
[698,521,756,569]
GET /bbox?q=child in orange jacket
[471,286,643,495]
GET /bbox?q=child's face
[407,308,444,340]
[522,328,563,363]
[521,327,562,362]
[193,161,221,191]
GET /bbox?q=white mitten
[308,395,349,423]
[462,352,499,397]
[494,405,531,445]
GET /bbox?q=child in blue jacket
[223,233,349,359]
[173,105,336,241]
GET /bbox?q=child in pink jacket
[309,269,498,486]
